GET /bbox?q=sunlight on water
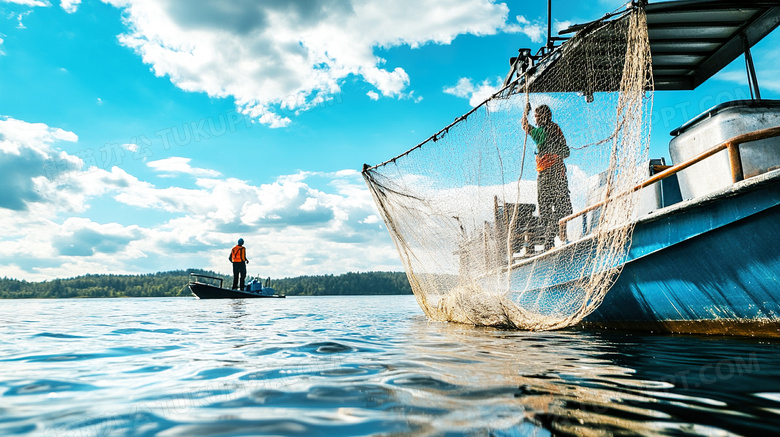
[2,296,780,436]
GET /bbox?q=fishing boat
[188,273,286,299]
[569,0,780,336]
[363,0,780,337]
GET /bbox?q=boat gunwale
[503,165,780,274]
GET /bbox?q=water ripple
[4,379,99,396]
[2,296,780,436]
[31,332,88,339]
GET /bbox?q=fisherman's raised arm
[521,102,533,134]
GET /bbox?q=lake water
[2,296,780,436]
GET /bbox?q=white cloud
[718,69,780,93]
[0,115,77,156]
[52,217,143,256]
[2,0,50,6]
[106,169,401,278]
[443,78,474,98]
[16,13,27,28]
[60,0,80,13]
[443,76,503,107]
[97,0,516,127]
[361,215,379,224]
[757,75,780,93]
[714,31,780,94]
[1,2,44,28]
[367,90,380,101]
[501,16,574,44]
[554,19,574,35]
[6,149,141,216]
[504,15,545,43]
[0,116,400,280]
[147,156,221,178]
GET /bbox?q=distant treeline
[0,270,412,299]
[272,271,412,296]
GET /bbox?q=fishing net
[363,9,653,330]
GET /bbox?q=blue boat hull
[581,171,780,336]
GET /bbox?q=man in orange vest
[229,238,249,290]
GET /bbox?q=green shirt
[529,124,569,158]
[530,126,547,150]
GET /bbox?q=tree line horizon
[0,269,412,299]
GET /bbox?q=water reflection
[229,299,247,316]
[396,319,780,435]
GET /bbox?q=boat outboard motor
[248,279,263,292]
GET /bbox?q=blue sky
[1,0,778,281]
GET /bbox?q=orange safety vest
[230,245,246,262]
[536,153,562,172]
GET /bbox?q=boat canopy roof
[560,0,780,91]
[645,0,779,90]
[506,0,780,93]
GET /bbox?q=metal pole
[742,33,762,100]
[547,0,552,49]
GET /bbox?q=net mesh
[363,9,654,330]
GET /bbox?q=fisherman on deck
[229,238,249,290]
[521,103,573,250]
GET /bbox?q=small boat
[188,273,286,299]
